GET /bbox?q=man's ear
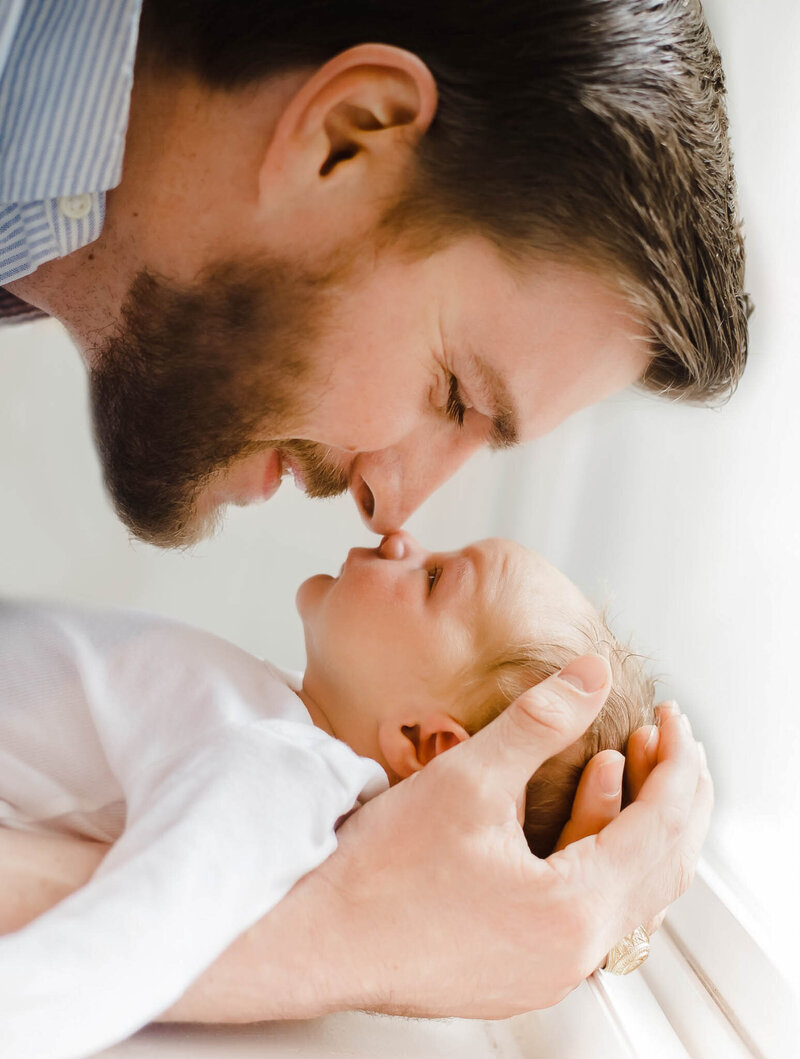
[258,44,437,243]
[378,712,470,780]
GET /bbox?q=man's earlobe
[378,713,470,780]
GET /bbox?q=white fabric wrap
[0,601,387,1058]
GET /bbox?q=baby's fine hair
[467,617,656,858]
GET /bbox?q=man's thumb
[466,654,612,799]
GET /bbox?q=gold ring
[603,925,650,975]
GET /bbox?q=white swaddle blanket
[0,601,388,1059]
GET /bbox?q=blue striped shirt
[0,0,142,320]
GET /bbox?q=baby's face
[297,532,596,766]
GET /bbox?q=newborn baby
[0,532,654,1058]
[298,530,654,858]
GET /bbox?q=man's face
[90,236,649,545]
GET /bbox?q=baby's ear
[378,712,471,779]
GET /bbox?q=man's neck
[3,57,182,357]
[4,242,127,358]
[6,61,309,366]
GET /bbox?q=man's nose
[349,426,485,534]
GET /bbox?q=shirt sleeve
[0,718,386,1059]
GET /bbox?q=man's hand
[0,658,709,1023]
[555,704,680,941]
[163,654,711,1022]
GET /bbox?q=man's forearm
[166,694,712,1024]
[0,683,711,1025]
[0,826,374,1024]
[0,829,106,934]
[159,858,368,1023]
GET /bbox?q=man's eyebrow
[469,354,520,450]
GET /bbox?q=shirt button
[57,193,93,220]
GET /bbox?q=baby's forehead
[479,537,581,596]
[474,537,597,639]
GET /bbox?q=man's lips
[231,448,309,507]
[281,453,308,494]
[261,449,283,502]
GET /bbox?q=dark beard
[89,257,348,547]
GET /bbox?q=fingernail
[656,701,679,725]
[681,714,693,738]
[598,756,623,797]
[557,655,610,694]
[644,725,659,765]
[698,742,708,769]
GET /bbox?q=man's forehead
[446,245,650,422]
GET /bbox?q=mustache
[278,438,350,499]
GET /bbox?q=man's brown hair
[140,0,750,403]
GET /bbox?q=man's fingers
[625,724,660,800]
[551,711,712,965]
[463,654,612,800]
[626,702,678,799]
[600,710,699,858]
[555,749,624,851]
[588,711,711,922]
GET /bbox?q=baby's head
[297,531,654,857]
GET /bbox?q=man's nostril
[359,480,375,521]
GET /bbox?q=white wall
[1,0,796,998]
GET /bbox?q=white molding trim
[651,861,798,1059]
[576,859,797,1059]
[480,855,799,1059]
[587,965,690,1059]
[490,853,797,1059]
[639,929,755,1059]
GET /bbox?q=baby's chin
[295,572,335,622]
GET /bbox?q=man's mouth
[281,452,308,494]
[260,448,284,502]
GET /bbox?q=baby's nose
[378,530,419,561]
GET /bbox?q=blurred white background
[1,0,797,995]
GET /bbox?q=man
[0,0,739,1023]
